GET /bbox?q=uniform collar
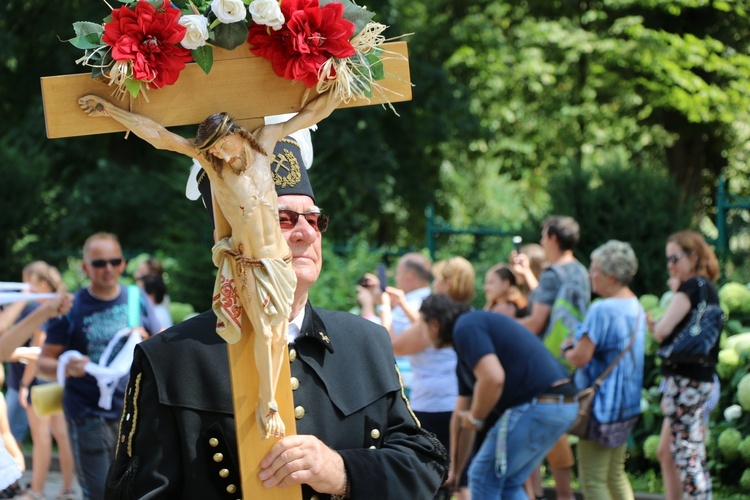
[295,302,335,353]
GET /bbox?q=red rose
[103,0,193,88]
[247,0,356,87]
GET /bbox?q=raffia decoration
[316,21,408,108]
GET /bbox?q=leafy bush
[719,282,750,317]
[643,435,661,463]
[741,469,750,491]
[738,374,750,411]
[718,428,743,462]
[310,235,385,312]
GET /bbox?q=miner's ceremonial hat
[186,132,315,227]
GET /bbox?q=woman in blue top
[563,240,646,500]
[418,294,578,500]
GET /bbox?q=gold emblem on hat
[272,139,302,189]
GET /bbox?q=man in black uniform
[104,134,448,499]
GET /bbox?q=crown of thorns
[195,113,235,152]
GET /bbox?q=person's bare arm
[650,292,692,343]
[36,344,64,381]
[447,396,474,492]
[0,300,27,332]
[563,334,595,368]
[0,290,71,361]
[518,302,551,335]
[391,321,430,356]
[79,95,198,159]
[385,286,420,324]
[464,354,505,425]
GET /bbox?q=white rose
[211,0,247,24]
[179,15,210,50]
[724,404,742,422]
[248,0,285,31]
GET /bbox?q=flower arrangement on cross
[69,0,389,101]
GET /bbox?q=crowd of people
[0,120,725,500]
[357,220,723,500]
[0,209,726,500]
[0,248,172,499]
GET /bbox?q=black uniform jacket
[105,303,447,499]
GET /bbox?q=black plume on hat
[192,136,315,228]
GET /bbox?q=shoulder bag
[657,277,724,364]
[568,310,641,438]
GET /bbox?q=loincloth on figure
[211,237,296,344]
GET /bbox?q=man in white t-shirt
[386,253,432,390]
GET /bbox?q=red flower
[247,0,356,87]
[103,0,193,88]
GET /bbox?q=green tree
[439,0,750,202]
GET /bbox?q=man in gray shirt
[519,215,590,500]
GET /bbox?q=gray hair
[590,240,638,285]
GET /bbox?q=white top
[390,286,431,391]
[408,345,458,412]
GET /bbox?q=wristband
[469,415,485,429]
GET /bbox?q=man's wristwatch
[468,415,485,430]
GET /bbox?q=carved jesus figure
[79,92,340,439]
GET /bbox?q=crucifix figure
[79,91,340,439]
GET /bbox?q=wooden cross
[41,43,411,499]
[41,42,411,139]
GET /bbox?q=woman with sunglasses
[647,230,720,499]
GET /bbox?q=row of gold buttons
[209,437,237,495]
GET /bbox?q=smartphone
[512,235,523,253]
[377,264,387,292]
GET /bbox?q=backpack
[543,266,589,370]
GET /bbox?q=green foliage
[742,469,750,491]
[718,428,742,462]
[719,282,750,316]
[68,22,104,49]
[725,332,750,354]
[643,435,661,462]
[738,374,750,411]
[717,348,741,381]
[168,302,196,324]
[309,235,384,312]
[547,158,692,295]
[211,21,248,50]
[192,45,213,74]
[739,436,750,465]
[639,294,659,312]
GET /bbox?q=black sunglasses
[90,258,124,269]
[666,251,689,266]
[279,210,329,233]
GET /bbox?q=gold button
[311,496,319,500]
[290,377,299,390]
[289,348,297,362]
[369,445,377,449]
[219,469,229,478]
[209,437,219,447]
[213,453,223,463]
[226,484,236,494]
[371,429,381,439]
[295,406,305,419]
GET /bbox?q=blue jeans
[5,387,29,444]
[67,416,119,500]
[468,397,578,500]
